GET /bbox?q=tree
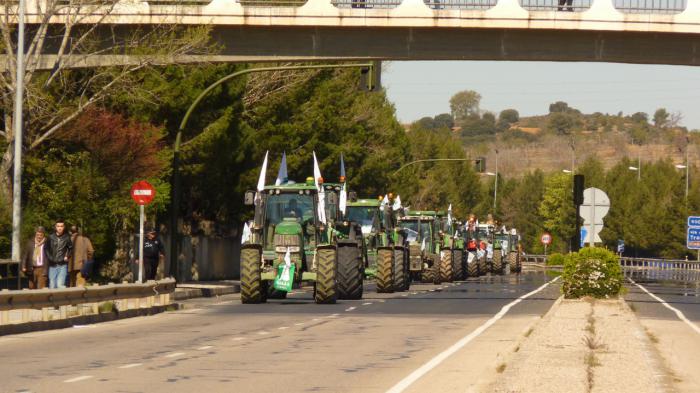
[629,112,648,124]
[449,90,481,122]
[549,101,570,113]
[433,113,454,129]
[0,1,212,207]
[654,108,670,128]
[498,109,520,125]
[547,112,575,135]
[539,173,575,253]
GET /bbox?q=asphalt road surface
[1,272,560,393]
[624,270,700,323]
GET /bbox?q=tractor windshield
[264,192,315,227]
[400,219,431,243]
[346,206,380,234]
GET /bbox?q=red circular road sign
[541,232,553,245]
[130,180,156,206]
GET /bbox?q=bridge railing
[619,256,700,270]
[520,0,592,11]
[614,0,687,13]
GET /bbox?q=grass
[496,363,507,373]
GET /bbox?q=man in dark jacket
[46,220,72,289]
[142,229,164,281]
[21,226,48,289]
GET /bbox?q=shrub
[547,253,566,266]
[562,247,623,298]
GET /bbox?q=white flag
[241,222,251,244]
[312,152,327,224]
[339,182,347,215]
[284,247,292,267]
[257,150,269,192]
[421,237,426,251]
[392,195,402,211]
[447,204,453,227]
[380,194,389,211]
[313,151,322,190]
[275,152,288,186]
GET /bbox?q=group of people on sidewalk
[20,220,94,290]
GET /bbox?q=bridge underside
[13,25,700,69]
[210,26,700,66]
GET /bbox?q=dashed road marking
[362,302,372,306]
[629,278,700,335]
[327,313,340,317]
[64,376,93,383]
[401,294,408,297]
[385,276,560,393]
[164,352,185,358]
[257,331,270,335]
[294,322,304,326]
[197,346,214,350]
[118,363,142,369]
[232,337,245,341]
[411,292,418,295]
[345,307,356,312]
[278,326,289,330]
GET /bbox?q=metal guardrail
[520,0,592,12]
[522,254,548,264]
[0,278,176,311]
[331,0,401,8]
[614,0,686,14]
[620,257,700,270]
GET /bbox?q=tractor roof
[347,199,381,207]
[263,181,317,191]
[406,210,437,216]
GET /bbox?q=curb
[174,282,241,301]
[0,304,178,336]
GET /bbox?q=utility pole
[686,136,690,200]
[11,0,26,261]
[493,149,499,211]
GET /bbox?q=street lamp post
[11,0,26,262]
[494,149,499,211]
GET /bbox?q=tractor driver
[284,199,304,220]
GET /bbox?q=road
[1,272,560,393]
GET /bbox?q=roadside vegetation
[562,248,623,298]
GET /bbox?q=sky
[383,61,700,129]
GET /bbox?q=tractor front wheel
[440,250,453,283]
[337,244,363,300]
[376,249,394,293]
[241,247,266,304]
[315,247,337,304]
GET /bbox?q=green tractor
[239,153,362,304]
[399,210,441,284]
[346,195,410,293]
[491,229,510,275]
[476,224,492,275]
[436,209,466,282]
[506,229,522,273]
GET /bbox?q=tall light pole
[11,0,26,261]
[494,149,499,212]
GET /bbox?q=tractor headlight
[276,246,300,253]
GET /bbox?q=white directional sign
[580,187,610,245]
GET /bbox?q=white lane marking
[257,331,270,335]
[197,346,214,350]
[629,278,700,335]
[64,375,93,383]
[345,307,357,312]
[401,294,408,297]
[411,292,418,295]
[429,289,435,292]
[312,318,320,321]
[118,363,142,369]
[327,313,340,317]
[385,277,560,393]
[294,322,304,326]
[278,326,289,330]
[214,300,233,305]
[362,302,372,306]
[164,352,185,358]
[232,337,246,341]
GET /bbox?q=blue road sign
[580,227,587,249]
[688,216,700,227]
[687,227,700,250]
[617,239,625,254]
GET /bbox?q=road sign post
[130,181,156,283]
[541,233,552,258]
[580,187,610,247]
[686,217,700,261]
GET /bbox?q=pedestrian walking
[21,227,48,289]
[46,220,72,289]
[142,229,165,281]
[69,226,94,287]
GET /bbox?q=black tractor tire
[403,250,412,291]
[337,245,363,300]
[393,248,407,292]
[421,257,435,283]
[493,251,504,275]
[440,250,454,283]
[376,249,394,293]
[314,247,337,304]
[241,247,266,304]
[478,255,487,276]
[452,249,465,281]
[467,256,478,277]
[509,252,521,273]
[432,255,442,284]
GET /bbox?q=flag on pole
[313,151,327,224]
[421,237,426,251]
[241,222,252,244]
[380,194,389,211]
[275,151,288,186]
[340,153,346,179]
[447,204,453,227]
[392,195,402,211]
[257,150,269,192]
[339,182,347,215]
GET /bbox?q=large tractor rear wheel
[241,247,266,304]
[452,249,465,281]
[440,250,453,283]
[393,248,407,292]
[509,252,521,273]
[421,257,435,283]
[493,251,504,275]
[478,256,487,276]
[432,255,442,284]
[337,244,363,300]
[467,257,478,277]
[376,249,394,293]
[315,247,337,304]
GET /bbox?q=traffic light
[360,61,382,92]
[573,174,584,205]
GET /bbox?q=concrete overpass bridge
[13,0,700,66]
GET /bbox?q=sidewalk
[174,280,241,301]
[488,298,674,393]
